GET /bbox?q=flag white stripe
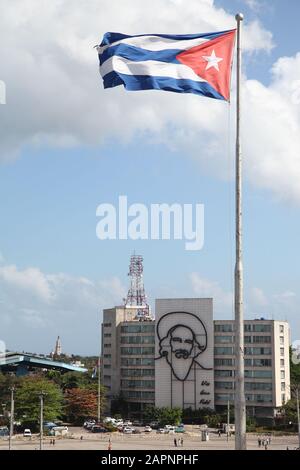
[100,35,209,53]
[100,56,206,83]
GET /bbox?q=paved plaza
[0,427,298,451]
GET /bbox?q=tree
[143,406,182,426]
[15,376,63,430]
[64,387,98,424]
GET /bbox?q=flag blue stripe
[100,43,181,66]
[101,30,232,47]
[102,70,225,100]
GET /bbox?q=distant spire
[54,336,62,356]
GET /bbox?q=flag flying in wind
[97,29,236,101]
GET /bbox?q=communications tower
[124,254,151,320]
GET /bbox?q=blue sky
[0,0,299,354]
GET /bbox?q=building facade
[101,298,290,423]
[101,306,155,415]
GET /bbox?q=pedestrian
[80,435,83,441]
[218,430,221,437]
[53,438,55,446]
[264,442,268,450]
[180,437,184,447]
[258,437,261,447]
[174,438,177,447]
[108,439,112,451]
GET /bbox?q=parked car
[0,426,9,437]
[149,421,159,429]
[144,426,152,433]
[23,429,32,437]
[123,426,134,434]
[91,425,109,433]
[157,428,168,434]
[175,427,186,433]
[132,428,142,434]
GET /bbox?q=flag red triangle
[176,30,236,101]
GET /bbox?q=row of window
[122,391,155,400]
[121,358,154,366]
[215,370,272,378]
[120,336,155,345]
[215,382,272,391]
[121,347,155,355]
[215,358,272,367]
[214,347,273,356]
[214,336,271,344]
[121,324,155,333]
[121,380,155,389]
[214,324,273,333]
[121,368,155,377]
[103,323,112,327]
[215,394,273,403]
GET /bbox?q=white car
[144,426,152,433]
[123,426,133,434]
[157,428,169,434]
[23,429,32,437]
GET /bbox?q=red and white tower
[124,254,151,320]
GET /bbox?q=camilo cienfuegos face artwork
[156,311,212,381]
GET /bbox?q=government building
[101,256,291,425]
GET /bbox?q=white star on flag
[202,50,223,71]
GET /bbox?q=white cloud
[0,261,126,355]
[190,272,233,316]
[250,287,268,307]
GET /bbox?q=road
[0,427,299,450]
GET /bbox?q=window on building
[214,324,233,332]
[103,375,111,380]
[244,324,252,332]
[280,348,284,356]
[244,336,252,343]
[215,382,233,390]
[253,336,271,343]
[281,394,286,404]
[104,354,111,358]
[280,336,284,345]
[104,323,112,327]
[280,325,284,333]
[281,371,285,379]
[281,382,285,391]
[121,324,155,334]
[245,370,272,379]
[245,347,272,356]
[214,347,233,355]
[255,394,272,403]
[245,382,272,391]
[280,359,285,367]
[252,324,271,332]
[104,333,111,338]
[104,343,111,348]
[215,370,233,377]
[121,336,155,345]
[214,336,233,344]
[104,365,111,369]
[215,394,234,402]
[214,358,233,366]
[252,358,272,367]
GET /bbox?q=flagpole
[234,12,246,451]
[97,321,101,423]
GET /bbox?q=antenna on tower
[124,253,152,320]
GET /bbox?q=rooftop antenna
[124,253,151,320]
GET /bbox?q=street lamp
[8,386,15,451]
[38,392,46,451]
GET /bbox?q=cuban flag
[97,30,236,101]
